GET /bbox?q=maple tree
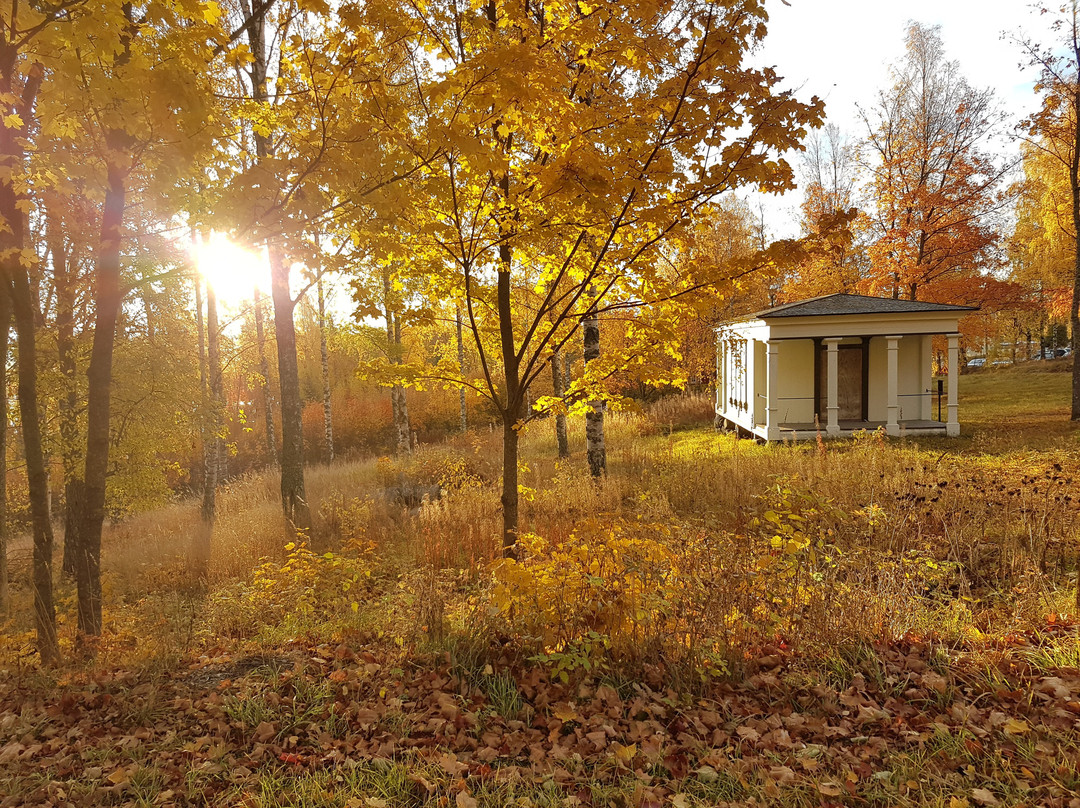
[377,0,824,555]
[212,0,437,529]
[37,0,228,636]
[0,0,91,662]
[861,23,1009,303]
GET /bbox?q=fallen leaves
[0,637,1078,807]
[971,787,1001,806]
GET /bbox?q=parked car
[966,357,986,369]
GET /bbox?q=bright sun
[193,232,269,309]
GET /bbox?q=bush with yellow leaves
[204,540,376,640]
[492,519,710,678]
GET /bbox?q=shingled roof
[755,293,976,319]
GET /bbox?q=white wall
[717,332,753,429]
[867,336,930,422]
[776,339,815,424]
[754,339,767,427]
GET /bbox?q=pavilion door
[817,344,864,421]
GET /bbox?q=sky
[752,0,1054,235]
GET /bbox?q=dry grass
[0,370,1078,673]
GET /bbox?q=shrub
[203,540,376,640]
[492,518,719,679]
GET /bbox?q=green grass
[957,362,1080,451]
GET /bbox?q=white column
[824,338,841,436]
[766,340,780,441]
[946,332,960,437]
[715,334,723,417]
[744,338,755,423]
[886,335,902,436]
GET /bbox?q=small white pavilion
[715,294,975,441]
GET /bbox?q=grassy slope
[1,369,1080,807]
[957,361,1077,452]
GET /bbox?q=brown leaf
[107,767,132,786]
[253,721,276,743]
[551,703,580,722]
[972,788,1000,806]
[769,765,796,784]
[735,725,760,743]
[439,753,468,776]
[1002,718,1029,735]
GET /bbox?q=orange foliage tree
[861,23,1010,303]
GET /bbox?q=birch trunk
[392,312,411,455]
[384,273,411,455]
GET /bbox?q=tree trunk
[393,312,411,455]
[193,281,222,576]
[8,257,58,661]
[53,209,82,579]
[456,307,467,433]
[244,0,306,523]
[269,243,310,530]
[0,284,9,615]
[243,0,279,466]
[384,273,411,455]
[76,160,126,638]
[1071,78,1080,420]
[501,416,519,559]
[0,61,57,659]
[552,349,569,459]
[496,238,520,557]
[583,303,605,477]
[254,286,277,464]
[317,273,334,463]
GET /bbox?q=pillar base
[946,423,959,437]
[825,406,840,436]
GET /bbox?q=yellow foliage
[492,519,686,674]
[205,541,376,639]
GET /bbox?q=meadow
[1,364,1079,808]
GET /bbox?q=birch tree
[1016,1,1080,419]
